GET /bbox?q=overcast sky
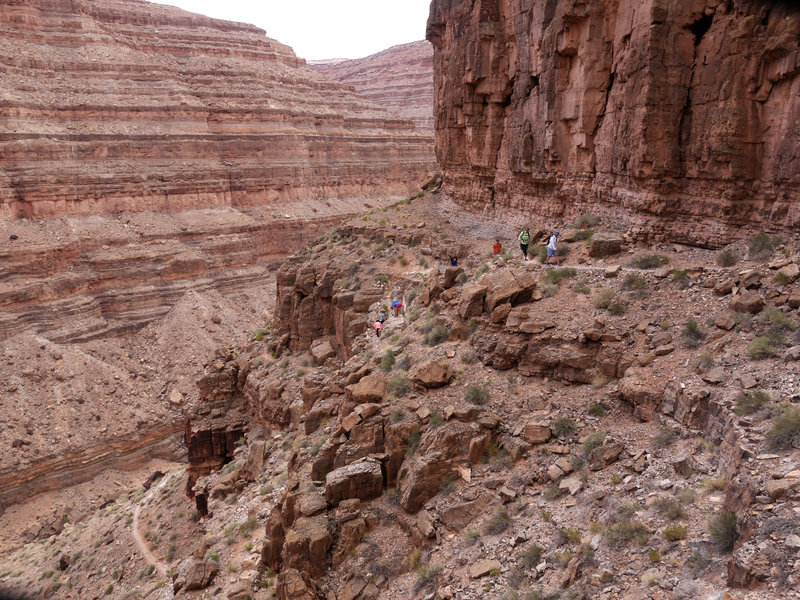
[150,0,433,60]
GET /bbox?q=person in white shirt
[546,231,560,265]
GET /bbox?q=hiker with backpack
[546,231,560,265]
[518,228,532,260]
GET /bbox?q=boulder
[310,339,335,364]
[588,443,624,471]
[604,264,621,277]
[277,568,318,600]
[589,232,623,257]
[765,478,796,500]
[410,359,454,388]
[785,346,800,362]
[470,559,501,579]
[524,421,551,445]
[713,278,735,295]
[458,284,487,319]
[347,373,386,403]
[242,440,266,481]
[443,266,465,288]
[325,460,383,506]
[729,291,764,314]
[714,309,737,330]
[484,268,536,312]
[176,559,219,592]
[559,475,583,495]
[778,263,800,283]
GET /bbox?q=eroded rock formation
[427,0,800,246]
[0,0,435,220]
[311,41,435,133]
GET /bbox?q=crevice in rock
[688,13,713,47]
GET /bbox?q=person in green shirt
[518,228,532,260]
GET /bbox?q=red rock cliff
[0,0,435,219]
[311,40,435,134]
[427,0,800,246]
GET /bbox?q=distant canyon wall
[427,0,800,246]
[311,41,436,134]
[0,0,435,220]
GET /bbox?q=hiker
[374,320,382,337]
[450,256,458,267]
[518,228,532,260]
[493,238,502,255]
[546,231,560,265]
[377,309,387,324]
[391,298,403,317]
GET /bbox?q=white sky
[150,0,433,61]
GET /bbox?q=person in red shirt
[493,238,502,254]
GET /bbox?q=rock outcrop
[427,0,800,246]
[0,0,435,220]
[311,41,435,133]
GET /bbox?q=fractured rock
[325,461,384,507]
[729,291,764,314]
[589,232,623,258]
[410,359,454,388]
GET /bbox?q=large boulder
[277,568,318,600]
[484,268,536,312]
[729,291,765,314]
[589,232,623,257]
[282,517,333,578]
[174,559,219,592]
[346,373,386,403]
[458,284,487,319]
[778,263,800,283]
[443,266,465,288]
[410,359,454,388]
[310,338,336,364]
[325,460,384,506]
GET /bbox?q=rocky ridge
[4,192,798,598]
[311,41,435,134]
[0,0,435,220]
[426,0,800,246]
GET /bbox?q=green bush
[573,213,599,228]
[765,406,800,450]
[482,507,512,535]
[552,416,578,439]
[424,325,450,346]
[593,288,615,309]
[543,267,577,285]
[629,254,669,269]
[762,307,797,332]
[520,543,543,568]
[406,429,421,455]
[653,427,678,448]
[717,248,738,267]
[608,301,627,315]
[465,385,490,405]
[662,524,688,541]
[532,246,548,263]
[746,333,783,359]
[733,390,771,416]
[653,498,685,521]
[671,269,689,287]
[581,431,605,456]
[573,228,594,241]
[708,511,738,552]
[622,273,647,290]
[461,348,478,364]
[749,233,783,260]
[603,520,651,546]
[380,349,396,371]
[572,279,590,294]
[476,263,490,277]
[681,319,706,348]
[588,402,607,417]
[387,372,412,397]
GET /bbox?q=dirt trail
[131,474,172,578]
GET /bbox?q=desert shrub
[675,487,697,505]
[593,288,615,309]
[653,427,678,448]
[581,431,605,456]
[684,551,711,576]
[395,354,410,370]
[429,410,444,428]
[558,527,582,545]
[608,301,627,315]
[465,384,490,405]
[463,530,480,546]
[406,430,421,456]
[573,213,599,228]
[653,498,685,521]
[700,477,726,492]
[690,352,715,373]
[681,319,706,347]
[380,349,396,371]
[543,482,565,500]
[775,271,791,284]
[622,273,647,290]
[543,267,577,285]
[749,233,783,259]
[532,246,548,263]
[387,372,411,397]
[765,406,800,450]
[648,548,661,562]
[520,544,543,569]
[708,511,738,552]
[414,563,443,590]
[456,272,469,285]
[747,333,783,359]
[483,507,512,535]
[539,282,558,298]
[629,254,669,269]
[733,390,771,416]
[716,248,738,267]
[572,279,590,294]
[603,520,651,546]
[671,269,689,288]
[762,307,797,332]
[573,228,594,241]
[476,263,490,276]
[552,416,578,439]
[461,348,478,364]
[425,325,450,346]
[587,402,607,417]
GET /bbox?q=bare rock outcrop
[427,0,800,245]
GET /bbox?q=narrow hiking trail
[131,473,172,578]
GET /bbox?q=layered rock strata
[0,0,435,220]
[311,41,436,133]
[427,0,800,246]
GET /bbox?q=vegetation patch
[629,254,669,269]
[733,390,771,416]
[765,406,800,450]
[708,511,738,552]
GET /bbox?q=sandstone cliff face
[0,0,435,220]
[311,41,436,134]
[427,0,800,246]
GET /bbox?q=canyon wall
[0,0,435,220]
[427,0,800,246]
[310,41,435,133]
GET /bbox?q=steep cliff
[427,0,800,246]
[311,41,435,133]
[0,0,435,220]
